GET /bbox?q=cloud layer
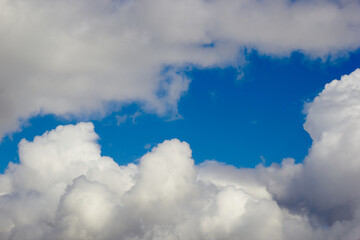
[1,68,360,239]
[1,0,360,138]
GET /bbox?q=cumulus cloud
[0,122,314,240]
[1,68,360,239]
[258,68,360,237]
[1,0,360,138]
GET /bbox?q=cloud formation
[1,68,360,239]
[1,0,360,138]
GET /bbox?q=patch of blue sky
[200,42,216,48]
[1,49,360,173]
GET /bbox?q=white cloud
[259,68,360,233]
[0,122,314,240]
[1,0,360,138]
[1,68,360,239]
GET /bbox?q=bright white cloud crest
[1,0,360,138]
[1,68,360,239]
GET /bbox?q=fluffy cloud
[1,68,360,239]
[259,69,360,238]
[1,0,360,138]
[0,122,315,240]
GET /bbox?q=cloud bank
[1,68,360,239]
[1,0,360,138]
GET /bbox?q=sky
[1,0,360,239]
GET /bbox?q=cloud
[1,0,360,138]
[258,68,360,235]
[0,122,313,240]
[115,111,141,125]
[283,68,360,225]
[1,68,360,239]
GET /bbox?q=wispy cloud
[116,111,142,125]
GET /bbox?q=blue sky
[1,50,360,172]
[2,1,360,239]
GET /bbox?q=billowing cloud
[1,68,360,239]
[1,0,360,138]
[0,123,316,240]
